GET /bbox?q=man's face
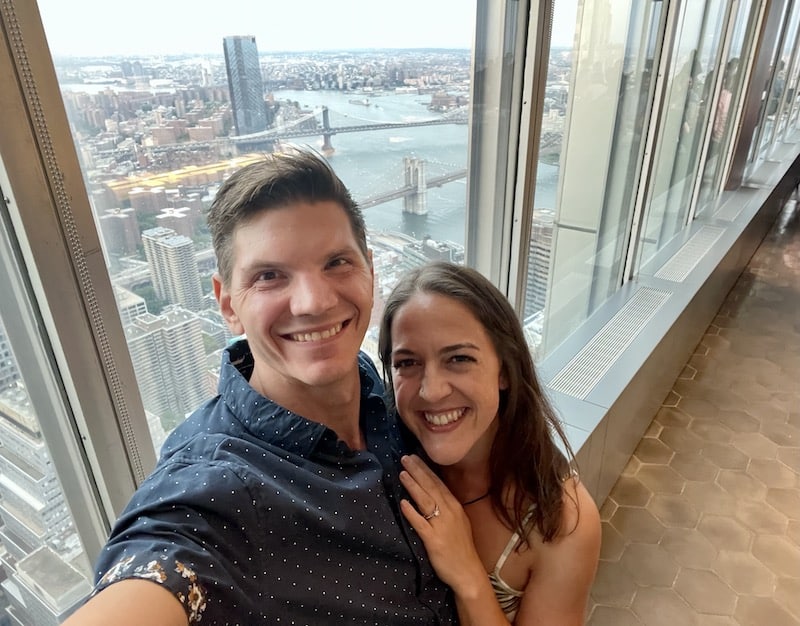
[214,200,374,399]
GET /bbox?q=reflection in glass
[695,0,757,216]
[637,0,726,268]
[524,0,663,355]
[0,316,91,624]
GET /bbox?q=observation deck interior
[586,193,800,625]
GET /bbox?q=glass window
[523,0,665,356]
[35,0,480,446]
[635,0,727,270]
[694,0,759,216]
[0,194,96,625]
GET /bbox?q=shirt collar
[218,339,385,458]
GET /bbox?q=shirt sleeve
[91,457,259,624]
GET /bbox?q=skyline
[36,0,477,57]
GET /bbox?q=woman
[378,261,601,625]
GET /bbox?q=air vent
[654,226,725,282]
[548,288,671,399]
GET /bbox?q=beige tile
[646,493,700,528]
[599,521,626,561]
[659,527,718,569]
[716,409,760,433]
[716,469,769,502]
[735,595,798,626]
[682,481,739,516]
[702,442,750,470]
[618,543,680,587]
[609,506,666,544]
[674,569,737,615]
[669,451,719,481]
[731,432,780,460]
[752,535,800,578]
[698,515,753,552]
[713,550,776,595]
[766,487,800,519]
[587,605,643,626]
[775,577,800,622]
[635,465,685,494]
[734,500,789,535]
[590,558,638,607]
[633,438,673,464]
[631,587,699,626]
[747,458,799,489]
[609,476,652,507]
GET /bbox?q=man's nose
[290,274,337,315]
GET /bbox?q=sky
[36,0,478,57]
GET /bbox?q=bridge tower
[321,106,334,156]
[403,157,427,215]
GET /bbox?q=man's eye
[328,257,351,269]
[255,270,279,282]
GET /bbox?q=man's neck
[250,365,366,450]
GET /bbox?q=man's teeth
[290,323,343,342]
[424,409,464,426]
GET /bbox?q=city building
[223,36,267,136]
[524,208,555,316]
[141,227,204,312]
[124,307,208,427]
[97,208,140,257]
[0,393,90,626]
[0,324,19,393]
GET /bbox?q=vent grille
[715,202,744,222]
[654,226,724,282]
[548,288,671,399]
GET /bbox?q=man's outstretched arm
[62,579,188,626]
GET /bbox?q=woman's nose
[419,369,450,402]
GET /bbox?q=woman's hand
[398,455,487,594]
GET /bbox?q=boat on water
[348,98,371,106]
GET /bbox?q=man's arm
[62,580,188,626]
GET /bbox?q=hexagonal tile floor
[586,197,800,625]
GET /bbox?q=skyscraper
[125,307,208,426]
[223,36,267,136]
[141,227,204,312]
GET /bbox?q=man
[63,149,456,625]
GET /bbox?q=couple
[64,149,600,626]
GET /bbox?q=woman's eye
[393,359,417,370]
[450,354,476,364]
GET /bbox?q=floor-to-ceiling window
[1,0,799,623]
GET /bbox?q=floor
[586,197,800,626]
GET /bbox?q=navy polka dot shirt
[91,340,456,625]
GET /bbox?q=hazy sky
[37,1,478,56]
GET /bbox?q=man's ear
[213,272,244,336]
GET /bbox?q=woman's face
[388,291,507,467]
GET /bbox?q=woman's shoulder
[554,473,601,552]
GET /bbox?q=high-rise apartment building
[125,307,208,426]
[525,208,556,316]
[0,322,20,392]
[141,227,204,312]
[0,392,90,626]
[223,36,267,136]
